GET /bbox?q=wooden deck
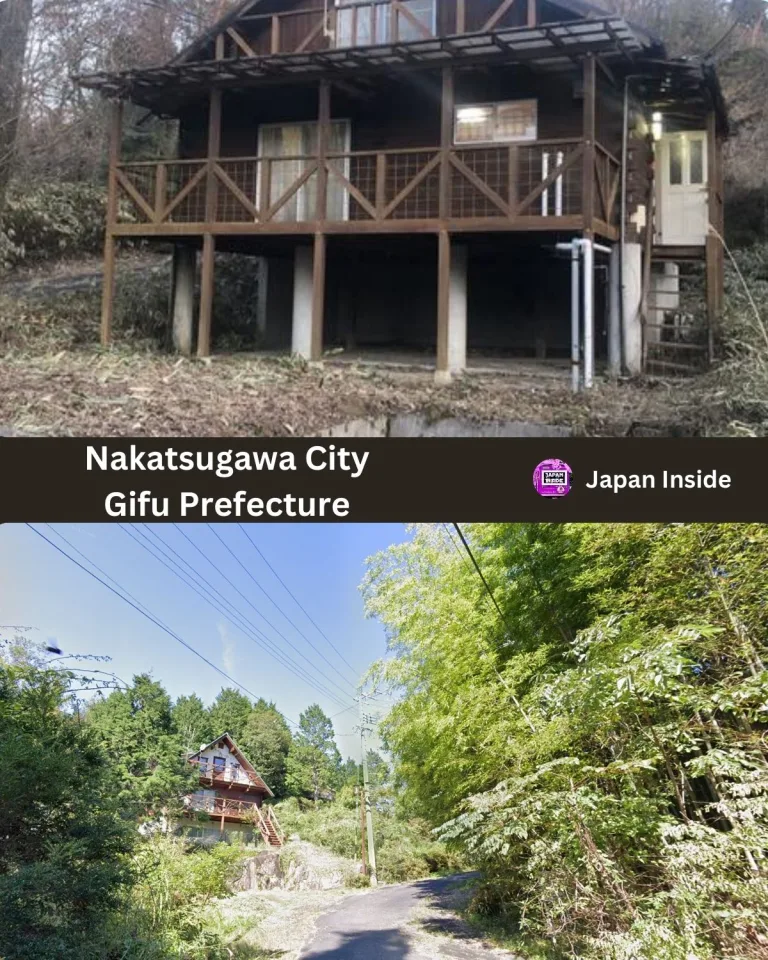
[111,139,619,239]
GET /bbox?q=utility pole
[357,785,367,875]
[358,695,378,887]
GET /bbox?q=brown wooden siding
[178,66,590,159]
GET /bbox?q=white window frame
[453,99,539,146]
[256,119,352,222]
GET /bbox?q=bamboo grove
[362,523,768,959]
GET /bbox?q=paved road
[299,873,511,960]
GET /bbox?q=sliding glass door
[258,120,350,222]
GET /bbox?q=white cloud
[218,623,236,675]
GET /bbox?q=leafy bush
[110,836,252,959]
[274,794,465,884]
[0,648,135,960]
[704,242,768,435]
[0,181,107,266]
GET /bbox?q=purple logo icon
[533,459,572,499]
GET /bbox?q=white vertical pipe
[541,152,549,216]
[555,150,564,217]
[583,238,595,389]
[571,241,581,393]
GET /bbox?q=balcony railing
[228,1,438,58]
[218,0,542,59]
[112,139,620,232]
[195,759,259,788]
[185,794,285,843]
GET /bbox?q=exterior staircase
[257,805,285,848]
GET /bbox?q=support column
[706,111,721,362]
[439,67,454,220]
[608,244,621,376]
[292,245,314,360]
[436,235,467,383]
[198,234,215,358]
[197,87,222,359]
[448,243,468,375]
[622,242,643,375]
[582,55,596,240]
[171,245,197,356]
[100,101,122,347]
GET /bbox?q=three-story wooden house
[78,0,728,381]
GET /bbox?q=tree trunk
[0,0,34,210]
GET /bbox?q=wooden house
[183,732,284,846]
[78,0,728,380]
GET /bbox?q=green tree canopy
[0,642,134,959]
[207,686,253,741]
[172,692,213,753]
[87,674,195,813]
[364,523,768,960]
[240,699,292,797]
[287,703,342,801]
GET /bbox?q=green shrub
[110,835,251,960]
[0,181,108,266]
[274,797,466,884]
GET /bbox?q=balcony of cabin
[211,0,538,59]
[195,758,262,790]
[185,792,259,823]
[110,138,620,238]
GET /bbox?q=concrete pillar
[435,239,468,384]
[171,245,196,356]
[292,246,314,360]
[448,243,468,375]
[608,244,621,376]
[621,241,643,376]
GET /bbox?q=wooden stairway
[257,806,285,848]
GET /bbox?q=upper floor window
[454,100,538,145]
[335,0,436,47]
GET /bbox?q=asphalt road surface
[299,873,514,960]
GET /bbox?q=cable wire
[138,525,356,704]
[238,524,359,678]
[25,523,301,729]
[118,525,353,710]
[207,524,359,693]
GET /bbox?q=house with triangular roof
[183,732,284,846]
[78,0,728,379]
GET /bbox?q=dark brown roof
[75,15,649,113]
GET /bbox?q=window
[335,0,436,47]
[689,139,704,185]
[454,100,538,145]
[258,121,350,221]
[669,137,683,186]
[213,757,226,774]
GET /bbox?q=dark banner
[1,438,766,522]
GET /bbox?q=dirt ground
[0,348,709,437]
[0,255,713,437]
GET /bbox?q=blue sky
[0,523,408,758]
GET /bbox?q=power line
[118,525,353,710]
[139,525,356,704]
[175,524,358,699]
[452,523,512,633]
[208,524,359,694]
[238,524,359,678]
[25,523,301,730]
[230,524,360,685]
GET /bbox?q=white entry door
[657,132,708,246]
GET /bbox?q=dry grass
[0,262,721,438]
